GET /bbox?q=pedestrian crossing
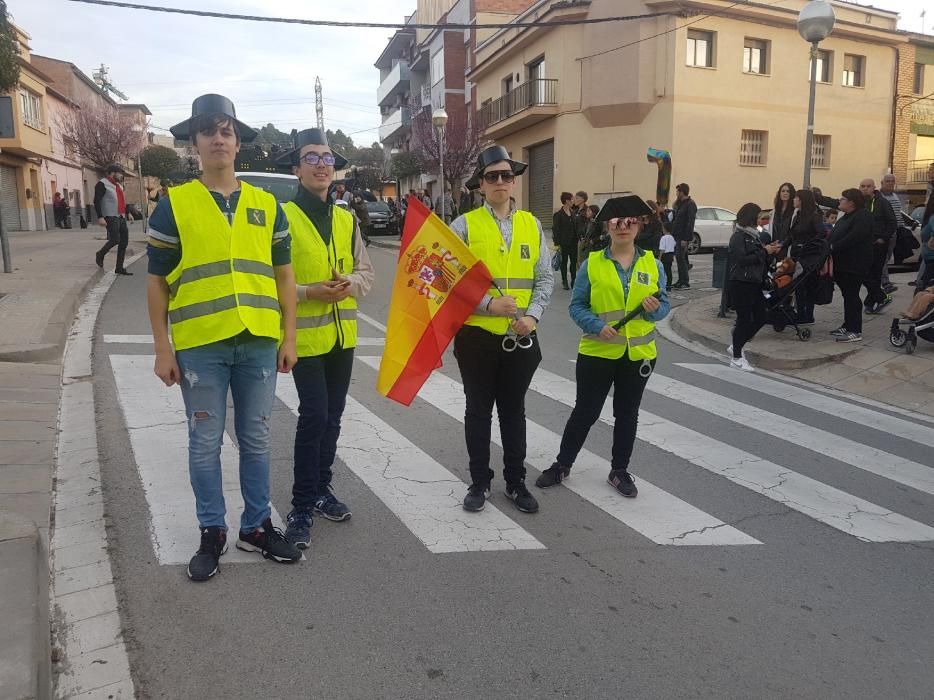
[109,348,934,565]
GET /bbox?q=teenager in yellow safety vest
[450,145,554,514]
[535,196,670,498]
[274,129,374,549]
[147,94,301,582]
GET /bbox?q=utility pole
[315,76,324,131]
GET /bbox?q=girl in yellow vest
[450,145,554,514]
[148,94,301,581]
[536,196,670,498]
[274,129,374,549]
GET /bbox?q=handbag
[551,249,560,271]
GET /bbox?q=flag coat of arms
[377,196,492,405]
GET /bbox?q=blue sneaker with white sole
[314,486,352,521]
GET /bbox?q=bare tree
[56,101,146,170]
[409,103,481,193]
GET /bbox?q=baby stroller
[765,238,830,342]
[889,305,934,355]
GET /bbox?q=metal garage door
[0,165,20,231]
[527,140,554,228]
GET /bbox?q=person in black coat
[828,188,874,342]
[785,189,826,324]
[671,183,697,288]
[858,178,897,313]
[552,191,577,289]
[771,182,796,245]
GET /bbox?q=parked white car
[234,171,298,203]
[687,206,737,254]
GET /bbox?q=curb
[368,237,401,251]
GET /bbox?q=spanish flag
[377,196,492,405]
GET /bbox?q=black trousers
[835,271,864,333]
[557,352,654,472]
[862,243,888,308]
[453,325,542,487]
[559,244,577,287]
[97,216,128,271]
[675,240,690,285]
[661,252,674,289]
[730,280,768,356]
[794,275,818,322]
[291,347,354,509]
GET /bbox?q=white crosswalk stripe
[678,363,934,448]
[274,379,545,553]
[110,355,285,565]
[529,367,934,543]
[356,356,760,547]
[647,374,934,497]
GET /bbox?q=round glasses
[482,171,516,184]
[300,153,336,166]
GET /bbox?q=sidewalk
[0,224,145,699]
[667,268,934,416]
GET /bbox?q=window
[811,134,831,169]
[842,54,865,87]
[430,50,444,86]
[714,208,736,222]
[740,130,767,165]
[502,75,513,95]
[696,208,717,221]
[687,30,714,68]
[914,63,925,96]
[20,90,42,130]
[743,38,768,75]
[810,49,832,83]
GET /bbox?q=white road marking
[275,379,545,553]
[110,355,284,565]
[357,357,760,547]
[357,311,387,333]
[355,337,385,346]
[529,368,934,543]
[648,374,934,496]
[103,334,155,344]
[678,362,934,449]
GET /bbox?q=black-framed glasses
[482,170,516,184]
[299,153,336,166]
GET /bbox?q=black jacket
[771,203,795,243]
[868,191,897,243]
[671,197,697,242]
[552,208,576,247]
[636,218,663,255]
[728,226,770,284]
[829,209,873,277]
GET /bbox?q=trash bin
[712,249,729,290]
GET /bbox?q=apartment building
[469,0,913,224]
[893,33,934,204]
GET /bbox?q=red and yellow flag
[377,196,492,405]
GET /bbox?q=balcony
[378,106,412,143]
[477,79,559,139]
[907,159,932,185]
[377,61,411,107]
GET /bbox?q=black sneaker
[463,483,490,512]
[95,251,104,268]
[284,508,314,549]
[187,527,227,582]
[115,269,134,276]
[830,326,847,337]
[314,486,351,521]
[535,462,570,488]
[505,482,539,513]
[236,518,302,563]
[607,469,638,498]
[883,283,898,294]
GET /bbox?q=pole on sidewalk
[0,210,10,273]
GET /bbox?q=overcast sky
[10,0,933,147]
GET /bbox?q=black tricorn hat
[465,145,528,190]
[169,94,257,143]
[595,195,654,223]
[275,128,349,171]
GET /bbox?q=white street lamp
[432,107,448,221]
[797,0,835,189]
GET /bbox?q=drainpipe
[889,46,899,181]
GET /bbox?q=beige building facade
[470,0,912,226]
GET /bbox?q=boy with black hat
[536,195,669,497]
[147,94,301,581]
[450,144,554,514]
[275,128,374,549]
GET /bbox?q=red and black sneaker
[607,469,638,498]
[236,518,302,563]
[187,526,227,582]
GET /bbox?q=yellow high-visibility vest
[283,201,357,356]
[166,180,281,351]
[462,207,539,335]
[579,250,658,360]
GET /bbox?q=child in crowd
[659,229,676,291]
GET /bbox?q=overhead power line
[66,0,666,29]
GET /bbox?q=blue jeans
[175,332,278,531]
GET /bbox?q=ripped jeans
[175,332,278,531]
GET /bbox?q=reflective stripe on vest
[579,250,659,360]
[165,180,280,351]
[284,201,358,355]
[462,207,539,335]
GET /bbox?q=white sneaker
[730,356,754,372]
[727,345,747,359]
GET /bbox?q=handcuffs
[492,282,535,352]
[610,292,662,378]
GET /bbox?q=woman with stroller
[727,203,782,371]
[785,189,826,325]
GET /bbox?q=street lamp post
[132,123,149,233]
[797,1,835,189]
[432,107,448,221]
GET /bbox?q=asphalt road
[92,245,934,699]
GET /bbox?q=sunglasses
[608,217,640,228]
[482,170,516,184]
[299,153,336,166]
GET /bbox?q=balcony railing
[907,159,932,185]
[378,106,412,143]
[477,79,558,131]
[377,61,411,107]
